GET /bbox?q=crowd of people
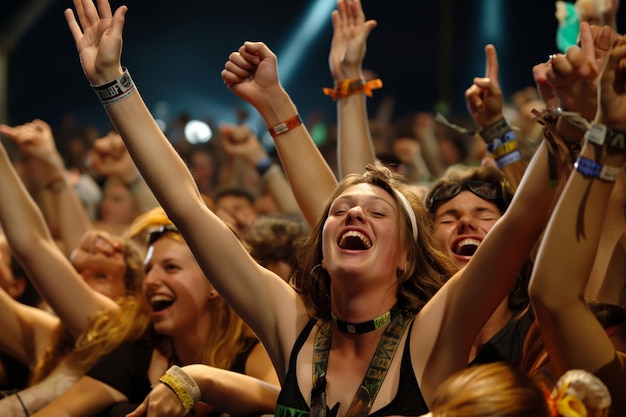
[0,0,624,416]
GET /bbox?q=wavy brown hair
[294,164,456,319]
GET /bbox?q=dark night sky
[1,0,615,136]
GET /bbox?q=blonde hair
[124,207,258,369]
[430,362,551,417]
[29,236,145,384]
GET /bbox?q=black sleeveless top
[468,308,534,367]
[274,317,428,417]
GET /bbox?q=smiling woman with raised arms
[60,0,570,415]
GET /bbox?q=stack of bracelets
[479,117,522,169]
[575,122,626,182]
[158,365,201,414]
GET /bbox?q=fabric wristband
[495,149,522,169]
[491,139,519,160]
[574,156,621,182]
[584,123,626,149]
[323,77,383,100]
[479,117,511,144]
[268,114,303,138]
[486,130,516,154]
[91,68,137,106]
[159,365,201,414]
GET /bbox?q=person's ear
[7,277,26,299]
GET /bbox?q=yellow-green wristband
[159,365,201,414]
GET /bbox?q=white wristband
[91,68,137,106]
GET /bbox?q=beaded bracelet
[574,156,621,182]
[268,114,303,138]
[159,365,201,414]
[91,68,137,106]
[323,77,383,100]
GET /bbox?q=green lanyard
[310,311,411,417]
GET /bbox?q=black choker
[331,304,401,334]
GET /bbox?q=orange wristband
[323,77,383,100]
[268,114,303,138]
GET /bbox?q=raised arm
[0,286,58,369]
[65,0,306,376]
[413,24,623,404]
[529,29,626,416]
[328,0,378,178]
[0,137,118,337]
[410,39,608,403]
[0,119,92,255]
[465,44,527,189]
[218,123,301,217]
[88,131,159,217]
[413,137,566,404]
[222,40,337,227]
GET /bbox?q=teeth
[149,294,174,305]
[454,238,480,256]
[457,238,480,248]
[338,230,372,249]
[148,294,175,312]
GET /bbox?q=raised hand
[464,44,503,127]
[0,119,62,167]
[546,22,616,121]
[598,33,626,131]
[219,124,268,167]
[221,42,283,110]
[88,131,138,183]
[64,0,126,85]
[532,61,559,109]
[328,0,377,81]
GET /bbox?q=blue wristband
[486,130,516,154]
[495,149,522,169]
[255,156,273,176]
[574,156,621,182]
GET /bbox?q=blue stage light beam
[247,0,335,143]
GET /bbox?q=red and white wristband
[91,68,137,106]
[268,114,303,138]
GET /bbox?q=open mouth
[453,238,480,257]
[149,294,175,312]
[338,230,372,250]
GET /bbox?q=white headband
[394,189,418,241]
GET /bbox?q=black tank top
[274,317,428,417]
